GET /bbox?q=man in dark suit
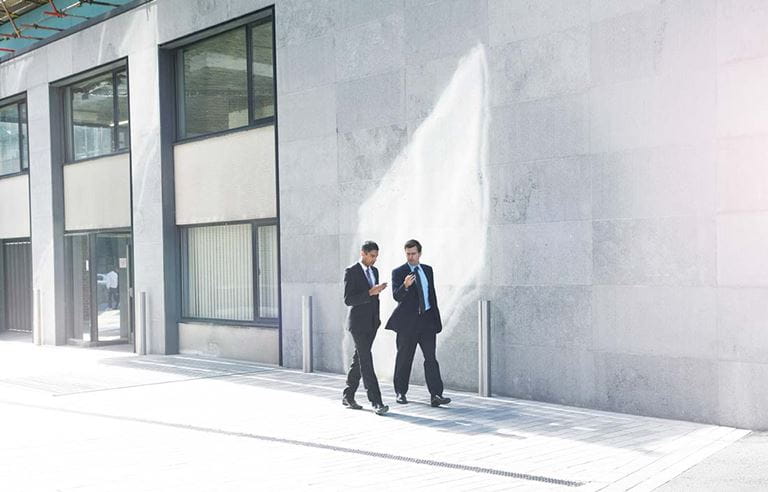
[342,241,389,415]
[385,239,451,407]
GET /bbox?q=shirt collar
[408,263,420,271]
[359,260,370,271]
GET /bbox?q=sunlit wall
[276,0,768,429]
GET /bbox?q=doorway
[2,239,32,333]
[65,231,133,346]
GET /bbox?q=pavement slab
[0,333,751,491]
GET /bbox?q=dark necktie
[366,267,374,287]
[413,266,426,314]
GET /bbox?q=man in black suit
[385,239,451,407]
[342,241,389,415]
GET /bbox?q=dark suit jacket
[384,263,442,334]
[344,263,381,333]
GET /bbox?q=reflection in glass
[71,72,115,160]
[65,235,92,342]
[181,27,248,138]
[19,102,28,170]
[95,235,130,341]
[182,224,253,321]
[65,233,131,343]
[258,225,279,319]
[116,70,130,151]
[0,103,21,175]
[251,19,274,121]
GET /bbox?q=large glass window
[67,68,129,161]
[177,14,274,139]
[0,99,28,176]
[251,19,275,121]
[257,225,279,319]
[181,221,278,323]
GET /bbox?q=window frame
[179,218,279,327]
[0,94,29,179]
[64,65,130,164]
[173,9,275,143]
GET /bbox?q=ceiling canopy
[0,0,135,60]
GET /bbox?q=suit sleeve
[344,268,370,307]
[427,266,439,311]
[392,267,409,302]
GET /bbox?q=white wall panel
[0,174,30,239]
[179,322,279,365]
[175,126,276,225]
[64,153,131,231]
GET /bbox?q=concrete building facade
[1,0,767,430]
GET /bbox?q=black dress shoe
[396,393,408,404]
[342,397,362,410]
[430,395,451,407]
[372,402,389,415]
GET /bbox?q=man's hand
[369,282,388,296]
[403,273,416,288]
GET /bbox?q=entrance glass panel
[65,234,92,341]
[95,234,131,342]
[65,232,132,345]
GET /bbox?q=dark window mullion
[112,70,119,153]
[67,88,75,161]
[17,103,23,172]
[270,13,277,121]
[251,223,261,321]
[176,50,186,140]
[245,24,254,124]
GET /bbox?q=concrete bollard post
[139,291,148,355]
[302,295,313,373]
[34,289,42,346]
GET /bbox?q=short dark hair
[404,239,422,252]
[361,240,379,253]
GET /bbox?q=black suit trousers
[393,311,444,397]
[344,327,382,405]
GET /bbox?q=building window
[66,68,129,161]
[176,13,274,139]
[180,221,279,324]
[0,98,29,176]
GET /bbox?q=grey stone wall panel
[593,217,716,286]
[489,0,589,45]
[595,352,719,424]
[490,221,593,286]
[336,70,405,133]
[593,285,718,359]
[717,288,768,364]
[489,157,592,225]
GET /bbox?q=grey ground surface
[656,432,768,491]
[0,331,757,491]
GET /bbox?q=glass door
[65,232,133,345]
[94,233,132,342]
[65,234,92,342]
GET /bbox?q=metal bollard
[302,295,313,373]
[34,289,42,346]
[478,299,491,397]
[139,291,148,355]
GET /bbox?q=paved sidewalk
[0,333,750,491]
[656,432,768,491]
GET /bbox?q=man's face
[405,246,421,265]
[361,249,379,267]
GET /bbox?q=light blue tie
[366,267,374,287]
